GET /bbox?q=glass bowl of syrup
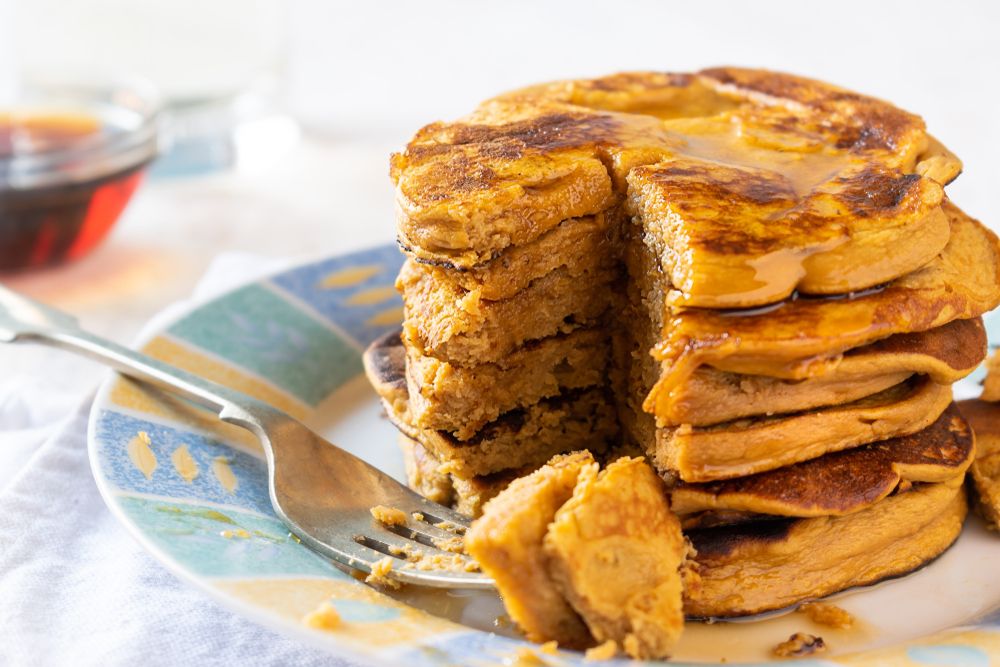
[0,76,160,271]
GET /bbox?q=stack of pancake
[364,68,1000,617]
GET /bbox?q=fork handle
[12,322,278,432]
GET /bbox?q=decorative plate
[88,244,1000,666]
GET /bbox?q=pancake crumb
[432,535,465,553]
[798,602,854,629]
[365,556,401,589]
[302,601,341,631]
[370,505,407,526]
[584,640,619,660]
[412,512,425,522]
[773,633,826,658]
[539,641,558,654]
[509,647,547,665]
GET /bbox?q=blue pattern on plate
[907,645,990,667]
[94,409,272,515]
[268,243,404,347]
[166,284,363,405]
[117,495,348,579]
[328,599,402,624]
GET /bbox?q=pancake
[363,335,616,476]
[671,404,973,519]
[412,211,619,301]
[398,435,519,518]
[956,398,1000,529]
[685,480,967,617]
[398,257,619,365]
[394,69,960,294]
[394,70,961,315]
[657,375,953,482]
[398,433,454,507]
[643,202,1000,418]
[981,354,1000,402]
[627,156,948,308]
[405,327,610,438]
[543,457,687,660]
[665,318,985,426]
[464,450,596,647]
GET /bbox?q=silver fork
[0,284,493,590]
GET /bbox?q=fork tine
[383,495,473,530]
[355,531,467,565]
[349,524,494,589]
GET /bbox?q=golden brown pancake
[644,202,1000,418]
[398,435,520,518]
[363,333,616,476]
[398,434,455,507]
[412,211,619,301]
[392,69,960,307]
[627,156,948,308]
[956,398,1000,529]
[981,354,1000,402]
[405,327,610,438]
[657,375,952,482]
[666,318,985,426]
[465,451,597,647]
[544,457,687,660]
[398,256,619,365]
[685,481,967,617]
[671,404,973,519]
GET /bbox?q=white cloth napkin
[0,254,362,667]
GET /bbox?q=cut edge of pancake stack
[364,68,1000,651]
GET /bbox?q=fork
[0,284,493,589]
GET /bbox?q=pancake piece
[671,405,973,519]
[645,202,1000,416]
[657,376,953,482]
[405,327,610,438]
[398,257,619,365]
[465,451,597,647]
[412,212,618,300]
[668,318,985,426]
[394,69,960,274]
[364,333,616,477]
[544,457,687,660]
[956,399,1000,529]
[686,481,968,617]
[627,157,948,308]
[398,434,454,507]
[981,354,1000,402]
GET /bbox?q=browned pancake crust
[393,69,960,309]
[671,404,973,518]
[685,481,967,617]
[646,202,1000,416]
[627,158,948,307]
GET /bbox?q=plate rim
[85,242,1000,667]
